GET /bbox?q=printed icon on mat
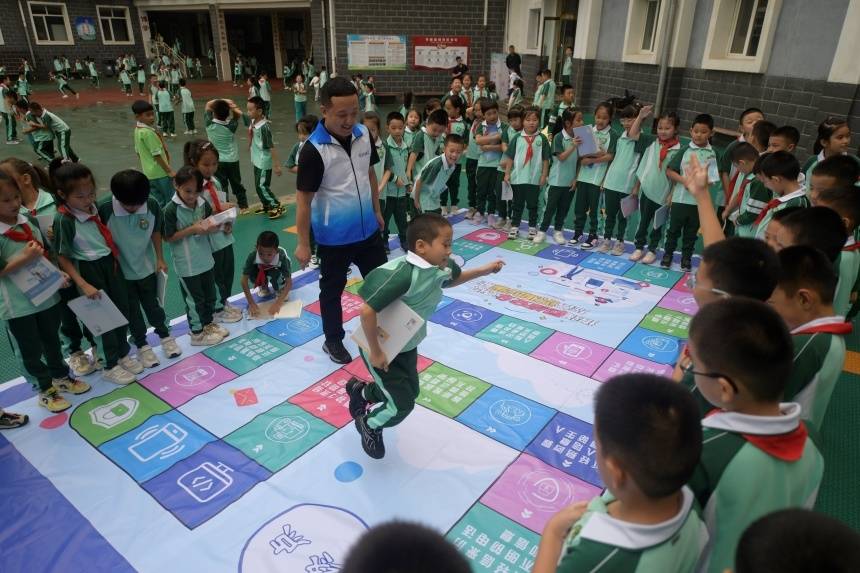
[557,341,591,360]
[452,308,483,322]
[177,461,234,503]
[489,399,532,426]
[265,415,310,443]
[517,471,571,511]
[232,387,259,407]
[128,422,188,462]
[174,365,216,387]
[89,398,139,429]
[643,335,678,353]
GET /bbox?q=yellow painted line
[844,350,860,374]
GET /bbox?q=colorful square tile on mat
[456,386,556,450]
[344,278,364,295]
[462,228,509,246]
[452,238,495,261]
[526,412,602,487]
[640,307,691,338]
[535,245,592,265]
[623,263,685,288]
[436,295,456,312]
[617,326,683,365]
[592,350,674,382]
[418,363,491,418]
[447,503,540,573]
[139,353,237,408]
[578,253,635,276]
[305,291,364,322]
[429,300,501,336]
[288,369,354,428]
[659,288,699,315]
[481,453,602,534]
[530,332,613,377]
[673,272,693,293]
[476,316,554,354]
[256,310,323,347]
[70,383,172,447]
[498,238,548,256]
[343,354,433,382]
[203,332,292,376]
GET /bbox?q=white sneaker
[103,365,136,385]
[503,220,513,232]
[629,249,644,262]
[214,309,242,324]
[190,329,223,346]
[225,305,244,319]
[471,212,484,225]
[309,255,320,269]
[641,251,657,265]
[553,230,565,244]
[137,345,160,368]
[205,322,229,339]
[596,239,612,254]
[508,228,519,240]
[611,242,626,256]
[533,231,546,244]
[119,354,144,375]
[68,351,95,377]
[528,227,537,237]
[492,217,506,230]
[160,336,182,358]
[440,206,448,216]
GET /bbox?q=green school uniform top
[162,194,214,277]
[786,317,849,431]
[293,82,307,103]
[557,487,706,573]
[170,69,180,84]
[250,119,274,170]
[233,62,242,77]
[834,239,860,317]
[803,151,860,187]
[320,70,329,86]
[505,131,550,185]
[472,87,489,102]
[53,205,112,262]
[201,176,235,252]
[0,214,60,320]
[149,83,159,106]
[242,246,291,291]
[753,188,809,240]
[410,126,444,175]
[416,154,456,211]
[541,80,556,110]
[24,112,53,142]
[577,125,618,186]
[180,87,194,114]
[603,131,645,194]
[359,251,462,353]
[98,196,161,281]
[465,121,482,161]
[136,68,146,83]
[37,109,69,134]
[508,87,523,108]
[55,75,69,89]
[475,120,508,169]
[384,135,411,199]
[205,111,247,163]
[533,80,547,108]
[0,85,11,114]
[259,80,272,102]
[726,173,758,237]
[667,143,720,205]
[373,136,386,184]
[16,79,30,97]
[733,178,772,231]
[88,62,98,76]
[498,125,519,173]
[403,126,417,149]
[134,123,170,180]
[285,141,303,170]
[688,404,824,573]
[548,128,580,187]
[156,89,174,113]
[364,93,377,113]
[634,137,682,204]
[119,70,131,85]
[20,189,57,225]
[447,117,468,165]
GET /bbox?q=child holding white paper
[99,169,181,368]
[0,170,89,421]
[241,231,292,318]
[53,162,144,386]
[184,139,242,324]
[346,213,504,459]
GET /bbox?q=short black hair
[595,374,702,498]
[771,205,803,223]
[158,81,166,89]
[735,509,860,573]
[692,113,714,130]
[183,139,219,167]
[406,213,451,251]
[256,230,279,248]
[701,237,779,300]
[320,76,357,106]
[341,521,470,573]
[731,141,759,162]
[211,99,230,121]
[481,99,499,112]
[445,94,464,114]
[561,84,574,93]
[812,154,860,188]
[619,105,639,119]
[758,150,801,180]
[780,207,847,262]
[386,111,405,125]
[362,111,380,130]
[751,120,777,150]
[815,186,860,228]
[506,105,523,120]
[521,105,540,122]
[426,109,448,127]
[771,125,800,146]
[738,107,764,123]
[777,246,837,305]
[110,169,150,205]
[131,100,153,115]
[443,133,465,147]
[173,165,202,191]
[247,96,265,111]
[179,78,187,87]
[690,298,793,402]
[296,113,318,134]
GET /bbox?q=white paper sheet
[9,257,64,306]
[67,290,129,336]
[351,299,425,361]
[247,299,303,321]
[620,194,639,218]
[653,204,670,230]
[156,270,168,307]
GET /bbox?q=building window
[641,0,661,52]
[0,25,4,45]
[28,1,73,45]
[622,0,667,64]
[728,0,768,56]
[527,8,541,50]
[702,0,782,73]
[97,5,133,45]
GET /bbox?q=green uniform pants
[212,244,235,312]
[440,164,461,208]
[465,158,479,209]
[6,303,69,392]
[573,181,601,237]
[183,112,195,132]
[90,75,100,87]
[634,194,666,253]
[383,196,409,247]
[127,272,170,348]
[56,130,78,162]
[664,203,699,262]
[159,111,175,134]
[33,140,55,162]
[2,111,17,141]
[540,185,573,232]
[360,347,420,430]
[476,166,499,216]
[78,255,131,369]
[603,189,628,241]
[149,176,173,208]
[510,184,541,229]
[59,284,95,355]
[215,161,249,208]
[253,166,280,211]
[178,269,216,333]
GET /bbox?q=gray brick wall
[0,0,146,78]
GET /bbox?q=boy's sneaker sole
[0,411,29,429]
[345,378,368,419]
[355,415,385,459]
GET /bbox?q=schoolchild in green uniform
[492,105,522,231]
[802,117,854,185]
[0,159,55,234]
[406,108,446,185]
[441,95,467,216]
[0,171,90,418]
[811,186,860,318]
[570,102,618,249]
[664,113,723,271]
[136,66,146,95]
[363,111,386,221]
[119,67,132,96]
[503,106,550,239]
[100,170,182,368]
[723,142,765,237]
[162,166,229,346]
[169,66,181,97]
[413,134,465,215]
[28,102,78,163]
[156,81,176,137]
[403,108,421,149]
[241,231,292,317]
[808,154,860,199]
[379,112,411,253]
[185,140,243,323]
[752,151,809,241]
[286,114,321,266]
[471,100,508,226]
[15,74,31,105]
[247,96,284,219]
[464,100,484,218]
[507,78,524,110]
[598,104,651,255]
[0,76,18,144]
[535,108,583,245]
[345,214,504,458]
[51,73,78,99]
[292,74,307,120]
[205,98,250,211]
[132,100,174,207]
[686,299,824,573]
[15,100,54,162]
[179,78,196,135]
[718,107,764,191]
[87,59,100,88]
[534,69,556,129]
[258,73,273,119]
[53,163,144,386]
[534,374,707,573]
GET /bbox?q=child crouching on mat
[241,230,292,318]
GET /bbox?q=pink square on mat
[592,350,674,382]
[139,353,237,407]
[289,369,354,428]
[530,332,613,377]
[673,273,693,293]
[305,291,365,322]
[462,229,508,246]
[481,453,601,534]
[659,289,699,315]
[344,354,434,382]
